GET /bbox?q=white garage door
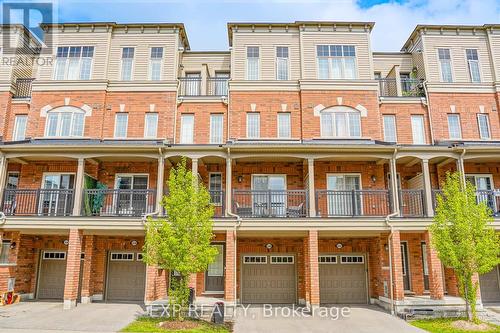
[241,254,296,304]
[319,254,368,304]
[106,252,146,302]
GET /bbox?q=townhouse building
[0,21,499,313]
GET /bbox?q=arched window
[44,106,85,138]
[320,106,361,138]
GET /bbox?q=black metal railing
[207,78,228,96]
[209,190,225,217]
[232,190,308,218]
[377,78,398,97]
[377,78,424,97]
[13,78,34,99]
[433,189,500,216]
[399,189,425,217]
[82,189,156,217]
[178,77,229,97]
[178,77,202,96]
[315,189,391,217]
[1,188,74,216]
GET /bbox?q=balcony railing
[82,189,156,217]
[1,188,74,216]
[433,189,500,216]
[178,77,229,97]
[399,189,425,217]
[315,189,391,217]
[207,78,228,96]
[377,78,424,97]
[232,190,308,218]
[209,190,225,217]
[13,78,34,99]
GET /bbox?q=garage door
[106,252,146,302]
[37,251,67,300]
[319,254,367,304]
[480,265,500,303]
[242,254,296,304]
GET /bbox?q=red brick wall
[380,103,431,144]
[176,102,227,144]
[400,233,426,295]
[232,161,305,190]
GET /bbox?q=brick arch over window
[319,106,362,138]
[43,106,88,138]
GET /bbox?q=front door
[252,175,286,216]
[40,174,74,216]
[115,175,148,215]
[421,242,430,291]
[327,174,361,216]
[205,244,225,293]
[401,242,411,291]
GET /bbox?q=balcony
[178,77,228,97]
[82,189,156,217]
[315,189,391,217]
[232,190,308,218]
[399,189,425,217]
[13,78,34,99]
[377,78,424,98]
[433,189,500,216]
[1,188,74,216]
[209,190,225,217]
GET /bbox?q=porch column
[389,158,399,214]
[394,65,402,97]
[305,230,320,307]
[424,231,444,299]
[80,235,94,304]
[307,158,316,217]
[224,229,236,303]
[421,159,434,217]
[225,158,232,216]
[456,155,466,188]
[191,158,198,187]
[63,228,83,309]
[156,157,165,213]
[72,158,85,216]
[389,230,405,301]
[0,155,8,205]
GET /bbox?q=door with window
[252,175,286,217]
[421,242,430,291]
[327,174,361,216]
[401,242,411,291]
[205,244,225,293]
[3,172,19,214]
[466,174,496,213]
[115,175,148,215]
[184,72,201,96]
[40,174,74,216]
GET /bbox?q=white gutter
[422,81,435,145]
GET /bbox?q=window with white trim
[317,45,357,79]
[144,113,158,138]
[477,114,491,140]
[209,114,224,144]
[114,113,128,138]
[149,47,163,81]
[54,46,94,80]
[43,251,66,260]
[45,108,85,138]
[411,115,425,144]
[382,115,397,142]
[340,255,364,264]
[110,253,134,261]
[180,114,194,144]
[13,115,27,141]
[466,49,481,83]
[246,113,260,138]
[277,112,291,139]
[246,46,259,80]
[276,46,289,80]
[318,255,337,264]
[207,244,224,276]
[243,255,267,264]
[447,114,462,140]
[121,47,134,81]
[270,256,294,264]
[438,48,452,82]
[137,253,144,261]
[209,173,222,205]
[0,240,11,264]
[320,108,361,138]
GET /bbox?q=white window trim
[275,45,290,81]
[277,112,291,139]
[447,114,462,140]
[318,255,338,264]
[246,112,260,139]
[246,46,260,80]
[319,109,362,138]
[270,255,294,264]
[209,172,223,207]
[250,174,287,191]
[243,255,267,264]
[465,173,494,190]
[477,114,491,140]
[209,114,224,144]
[114,173,150,189]
[180,114,195,144]
[437,48,453,83]
[43,251,67,260]
[120,47,135,81]
[465,48,482,83]
[316,44,359,79]
[148,47,164,81]
[114,113,129,139]
[110,252,135,261]
[410,115,426,144]
[52,46,95,80]
[12,115,28,141]
[137,253,144,261]
[339,255,365,264]
[144,113,158,139]
[44,109,86,138]
[382,114,397,142]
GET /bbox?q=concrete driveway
[232,305,426,333]
[0,301,145,333]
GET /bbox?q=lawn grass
[410,318,500,333]
[120,316,231,333]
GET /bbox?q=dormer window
[320,106,361,138]
[45,106,85,138]
[54,46,94,80]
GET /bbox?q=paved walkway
[481,304,500,326]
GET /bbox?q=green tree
[430,172,500,323]
[143,157,217,319]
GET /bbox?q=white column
[421,159,434,217]
[225,158,232,216]
[191,158,199,187]
[456,156,466,188]
[156,157,165,213]
[389,158,399,215]
[307,158,316,217]
[72,158,85,216]
[0,155,8,205]
[394,65,402,97]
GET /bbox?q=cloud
[53,0,500,51]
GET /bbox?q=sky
[5,0,500,52]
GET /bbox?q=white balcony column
[0,155,8,205]
[156,156,165,213]
[72,158,85,216]
[421,159,434,217]
[394,65,402,97]
[307,158,316,217]
[191,158,199,188]
[225,158,232,216]
[389,158,399,214]
[456,155,466,188]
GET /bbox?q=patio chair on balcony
[234,202,252,217]
[287,202,304,217]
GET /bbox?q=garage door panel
[480,265,500,303]
[37,251,67,300]
[106,253,146,302]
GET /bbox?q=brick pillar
[145,265,168,303]
[424,231,444,299]
[63,229,83,309]
[80,235,94,304]
[390,230,405,301]
[224,229,236,303]
[307,230,320,307]
[188,274,197,294]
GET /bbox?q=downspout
[0,212,6,225]
[459,148,467,189]
[422,81,435,145]
[141,148,164,223]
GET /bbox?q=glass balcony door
[40,174,74,216]
[251,175,286,217]
[466,174,496,212]
[327,174,361,216]
[115,175,148,215]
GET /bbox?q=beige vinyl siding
[487,33,500,81]
[301,31,372,80]
[180,53,230,76]
[107,31,178,81]
[423,34,494,83]
[0,30,20,81]
[37,30,111,80]
[231,31,300,80]
[373,53,414,78]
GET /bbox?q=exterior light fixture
[131,240,138,246]
[63,240,69,245]
[336,243,343,249]
[9,242,16,250]
[265,243,273,250]
[238,175,243,183]
[371,175,377,183]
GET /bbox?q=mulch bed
[159,320,202,330]
[451,320,494,331]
